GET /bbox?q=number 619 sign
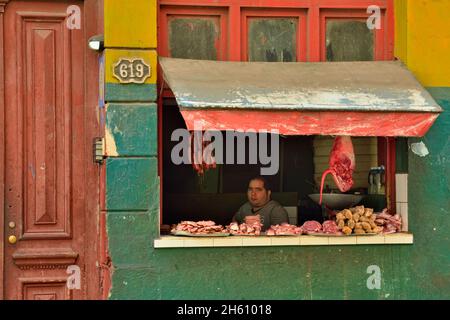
[113,58,151,84]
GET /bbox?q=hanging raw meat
[190,131,216,175]
[319,136,355,204]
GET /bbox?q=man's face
[247,179,271,208]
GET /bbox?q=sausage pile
[335,205,383,235]
[171,220,225,235]
[226,221,263,236]
[266,223,303,236]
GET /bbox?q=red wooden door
[2,0,101,300]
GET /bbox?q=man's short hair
[249,176,271,192]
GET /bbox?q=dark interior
[162,99,387,226]
[162,99,328,225]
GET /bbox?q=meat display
[335,205,383,235]
[172,220,225,235]
[190,131,217,175]
[170,207,402,238]
[374,208,402,234]
[226,221,263,236]
[301,220,323,234]
[266,223,303,236]
[319,136,356,204]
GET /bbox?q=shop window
[159,6,228,60]
[162,102,390,227]
[248,18,298,62]
[241,8,307,62]
[319,8,388,61]
[168,17,220,60]
[157,1,408,247]
[326,20,374,61]
[162,101,317,227]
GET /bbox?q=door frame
[0,0,8,302]
[0,0,103,300]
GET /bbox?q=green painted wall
[104,0,449,299]
[103,0,160,299]
[105,104,158,157]
[105,88,449,300]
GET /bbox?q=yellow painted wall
[394,0,407,64]
[104,0,157,48]
[395,0,450,87]
[103,0,158,98]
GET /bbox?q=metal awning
[159,57,442,136]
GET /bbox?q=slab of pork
[319,136,356,204]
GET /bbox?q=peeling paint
[160,58,443,113]
[113,125,122,134]
[410,141,429,157]
[105,126,119,156]
[105,103,157,156]
[409,89,430,106]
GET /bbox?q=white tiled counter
[154,233,413,248]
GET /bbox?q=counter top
[154,233,413,248]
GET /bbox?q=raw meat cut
[190,131,217,175]
[374,208,402,234]
[266,223,303,236]
[319,136,355,204]
[172,220,225,234]
[301,220,323,234]
[322,220,341,234]
[226,221,263,236]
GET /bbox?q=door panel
[3,0,99,300]
[19,11,72,239]
[20,278,72,300]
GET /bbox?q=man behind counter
[232,176,289,231]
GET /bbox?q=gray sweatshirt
[233,200,289,231]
